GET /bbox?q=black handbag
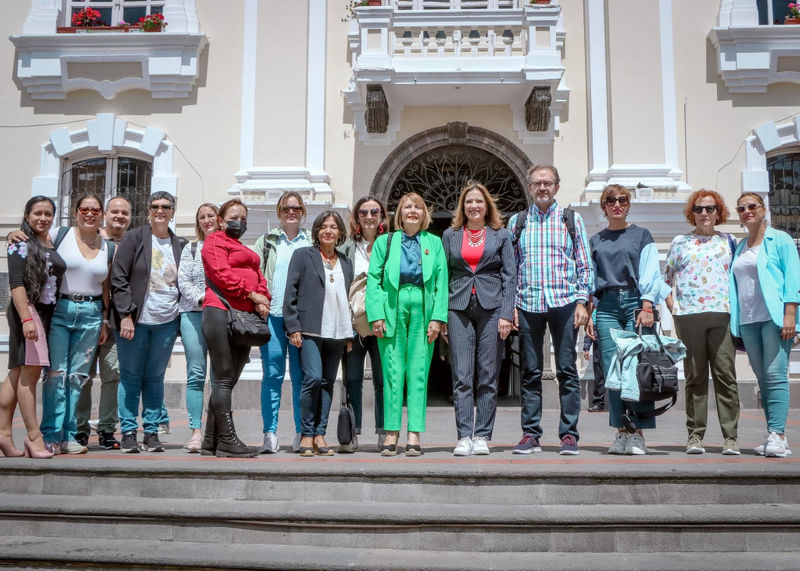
[206,280,270,347]
[337,354,357,448]
[623,321,679,433]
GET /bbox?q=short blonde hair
[394,192,432,232]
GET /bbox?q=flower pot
[367,0,382,5]
[785,18,800,25]
[532,0,550,4]
[142,27,163,32]
[58,25,131,33]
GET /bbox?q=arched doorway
[371,122,533,403]
[371,122,531,233]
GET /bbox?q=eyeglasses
[149,204,173,212]
[691,205,718,214]
[281,205,303,214]
[78,206,102,215]
[736,203,760,213]
[530,180,555,188]
[604,196,630,206]
[359,208,380,217]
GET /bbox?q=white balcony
[344,1,568,145]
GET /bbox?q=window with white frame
[767,151,800,242]
[756,0,799,24]
[65,0,165,27]
[61,156,153,229]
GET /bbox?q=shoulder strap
[261,237,274,274]
[205,278,232,311]
[727,233,737,257]
[379,232,394,288]
[53,226,70,250]
[105,239,115,265]
[191,241,197,259]
[562,207,577,253]
[511,211,527,246]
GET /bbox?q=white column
[306,0,327,177]
[659,0,680,173]
[584,0,609,178]
[239,0,258,172]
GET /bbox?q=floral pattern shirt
[7,240,66,306]
[663,232,735,316]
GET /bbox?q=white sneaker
[686,435,705,454]
[607,432,628,455]
[453,437,473,456]
[472,436,490,455]
[765,432,792,458]
[625,433,647,455]
[754,434,769,456]
[291,433,302,453]
[61,440,88,455]
[259,431,279,454]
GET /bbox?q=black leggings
[202,307,250,413]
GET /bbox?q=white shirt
[139,235,180,325]
[732,243,771,326]
[353,238,371,277]
[319,262,352,340]
[55,228,108,296]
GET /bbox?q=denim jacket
[729,226,800,337]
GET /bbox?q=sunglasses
[604,196,630,206]
[736,203,760,213]
[149,204,173,212]
[78,206,102,215]
[359,208,380,217]
[691,205,717,214]
[281,205,303,213]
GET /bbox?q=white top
[139,235,180,325]
[732,243,771,326]
[318,261,352,340]
[54,228,108,296]
[353,237,371,277]
[178,241,205,313]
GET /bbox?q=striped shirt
[508,202,594,312]
[270,231,311,317]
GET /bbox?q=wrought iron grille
[386,144,528,220]
[60,157,152,229]
[767,153,800,241]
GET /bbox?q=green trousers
[76,334,119,435]
[673,312,740,440]
[377,285,432,432]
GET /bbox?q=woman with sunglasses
[0,196,65,459]
[36,193,112,455]
[588,184,670,455]
[663,190,740,455]
[254,191,311,454]
[111,191,186,453]
[730,192,800,458]
[339,197,389,452]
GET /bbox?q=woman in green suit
[366,192,448,457]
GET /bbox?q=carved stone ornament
[365,85,389,134]
[525,86,552,132]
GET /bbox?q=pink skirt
[24,304,50,367]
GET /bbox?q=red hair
[684,190,729,225]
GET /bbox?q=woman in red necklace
[442,181,515,456]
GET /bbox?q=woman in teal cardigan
[366,192,448,456]
[730,192,800,458]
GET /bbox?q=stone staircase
[1,459,799,569]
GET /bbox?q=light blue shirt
[399,232,423,286]
[270,231,311,317]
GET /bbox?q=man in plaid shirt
[508,165,594,455]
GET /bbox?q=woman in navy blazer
[442,181,515,456]
[284,211,354,456]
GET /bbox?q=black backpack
[511,207,577,251]
[54,226,116,264]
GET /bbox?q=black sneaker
[98,431,121,450]
[142,432,165,452]
[74,432,89,447]
[121,431,140,454]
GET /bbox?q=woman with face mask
[200,198,270,458]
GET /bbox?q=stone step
[2,495,799,553]
[1,537,798,570]
[1,460,799,506]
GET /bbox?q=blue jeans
[41,298,103,443]
[115,319,180,434]
[739,320,791,434]
[181,311,209,430]
[595,288,655,429]
[344,334,384,434]
[518,302,581,440]
[298,336,345,437]
[260,315,303,434]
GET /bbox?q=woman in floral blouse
[664,189,740,456]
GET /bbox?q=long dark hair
[20,196,56,304]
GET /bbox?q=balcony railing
[392,0,524,8]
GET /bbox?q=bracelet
[21,317,33,323]
[640,308,653,313]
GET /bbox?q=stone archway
[370,122,531,220]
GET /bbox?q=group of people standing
[1,163,798,460]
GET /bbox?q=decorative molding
[31,113,175,198]
[11,0,206,100]
[742,113,800,199]
[584,164,691,194]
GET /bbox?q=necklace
[466,226,486,247]
[76,228,100,248]
[321,249,337,282]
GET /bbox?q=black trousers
[202,307,250,414]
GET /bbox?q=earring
[356,224,362,235]
[378,223,384,233]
